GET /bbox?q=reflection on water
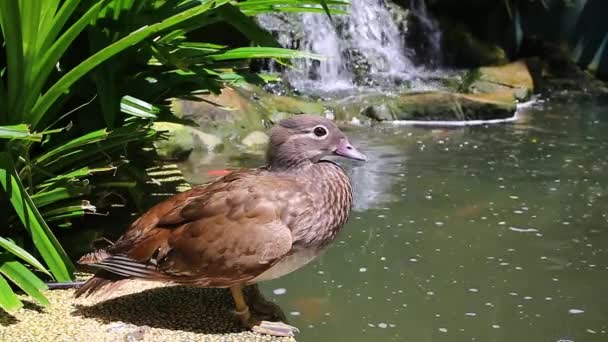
[181,99,608,342]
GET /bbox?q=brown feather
[74,270,127,298]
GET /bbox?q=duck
[75,114,366,336]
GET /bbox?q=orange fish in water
[207,169,233,176]
[291,297,331,321]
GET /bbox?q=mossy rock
[152,122,222,160]
[466,60,535,101]
[172,85,326,141]
[351,91,516,122]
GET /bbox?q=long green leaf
[0,0,24,119]
[30,0,231,128]
[0,274,22,311]
[0,151,74,281]
[33,129,109,166]
[217,3,280,48]
[26,0,112,118]
[0,259,49,306]
[38,0,81,53]
[31,184,90,208]
[0,124,43,141]
[0,237,50,275]
[38,166,115,186]
[36,0,62,53]
[0,68,7,121]
[19,0,42,105]
[205,47,322,61]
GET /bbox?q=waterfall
[257,0,419,93]
[409,0,442,67]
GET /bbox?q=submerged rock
[152,122,222,160]
[466,60,535,101]
[241,131,269,150]
[355,91,516,122]
[172,85,324,141]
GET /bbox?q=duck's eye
[313,126,327,137]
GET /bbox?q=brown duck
[75,115,366,336]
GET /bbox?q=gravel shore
[0,280,295,342]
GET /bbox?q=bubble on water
[587,329,597,334]
[290,311,301,316]
[468,288,479,293]
[378,323,388,329]
[465,312,477,317]
[273,288,286,295]
[568,309,584,314]
[438,328,448,333]
[509,226,538,233]
[359,267,367,273]
[409,258,418,262]
[492,324,500,329]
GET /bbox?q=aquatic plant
[0,0,340,311]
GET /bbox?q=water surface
[182,98,608,342]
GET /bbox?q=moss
[465,60,535,100]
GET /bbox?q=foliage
[0,0,344,311]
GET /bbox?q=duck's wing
[78,171,311,293]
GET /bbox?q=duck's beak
[334,138,367,161]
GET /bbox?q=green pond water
[181,98,608,342]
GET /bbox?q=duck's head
[267,115,366,169]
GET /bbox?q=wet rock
[356,91,516,121]
[242,131,269,150]
[152,122,222,160]
[172,85,324,141]
[360,104,393,122]
[466,60,535,101]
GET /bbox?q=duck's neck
[266,157,315,172]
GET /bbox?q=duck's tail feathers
[74,270,128,298]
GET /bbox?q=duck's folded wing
[85,177,302,287]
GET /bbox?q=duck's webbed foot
[245,284,288,322]
[251,320,300,337]
[230,284,299,337]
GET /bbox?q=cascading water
[257,0,419,93]
[409,0,443,67]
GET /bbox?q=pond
[181,97,608,342]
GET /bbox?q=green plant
[0,0,345,311]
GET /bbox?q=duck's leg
[230,284,299,337]
[245,284,288,322]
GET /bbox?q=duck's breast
[249,248,322,283]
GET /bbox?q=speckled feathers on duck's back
[75,115,366,298]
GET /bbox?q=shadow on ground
[0,312,18,326]
[72,284,288,335]
[73,286,245,334]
